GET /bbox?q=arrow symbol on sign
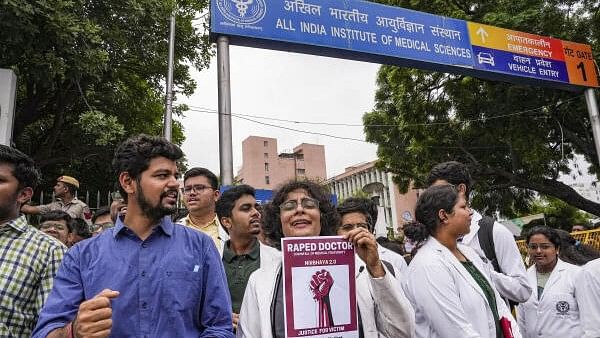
[476,27,489,43]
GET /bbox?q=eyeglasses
[92,222,115,231]
[339,223,370,231]
[40,222,67,231]
[181,184,213,195]
[279,197,319,212]
[527,243,555,250]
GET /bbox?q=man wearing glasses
[91,206,113,236]
[179,167,228,253]
[39,210,72,246]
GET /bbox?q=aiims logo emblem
[216,0,267,25]
[555,301,570,315]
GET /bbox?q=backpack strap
[381,260,396,277]
[477,216,501,273]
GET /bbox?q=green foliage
[77,111,125,146]
[526,197,591,232]
[365,0,600,216]
[0,0,211,199]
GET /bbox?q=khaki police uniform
[37,176,92,224]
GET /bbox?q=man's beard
[136,184,178,222]
[0,190,21,224]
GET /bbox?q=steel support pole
[0,69,17,146]
[585,88,600,166]
[163,10,176,141]
[217,36,234,185]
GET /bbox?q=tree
[525,197,591,232]
[364,0,600,217]
[0,0,210,201]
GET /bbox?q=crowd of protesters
[1,136,600,338]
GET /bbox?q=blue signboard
[220,186,274,204]
[255,188,273,205]
[211,0,598,90]
[471,45,569,83]
[212,0,472,67]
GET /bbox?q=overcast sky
[180,46,381,178]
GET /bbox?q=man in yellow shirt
[179,167,228,253]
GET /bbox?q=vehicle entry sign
[471,45,569,83]
[211,0,598,89]
[467,22,597,87]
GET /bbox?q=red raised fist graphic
[309,269,334,328]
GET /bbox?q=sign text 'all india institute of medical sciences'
[210,0,598,90]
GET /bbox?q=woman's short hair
[263,180,339,250]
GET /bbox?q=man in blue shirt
[33,134,234,338]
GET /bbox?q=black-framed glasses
[279,197,319,212]
[527,243,554,250]
[181,184,213,195]
[40,222,67,231]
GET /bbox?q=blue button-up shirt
[32,216,233,338]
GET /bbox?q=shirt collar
[186,214,219,229]
[1,215,29,233]
[223,238,260,263]
[113,215,174,238]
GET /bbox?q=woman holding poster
[237,180,415,338]
[403,184,521,338]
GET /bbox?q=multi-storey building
[326,161,419,236]
[237,136,326,190]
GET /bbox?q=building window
[295,153,304,160]
[265,163,269,172]
[296,168,305,175]
[265,176,270,185]
[264,152,268,159]
[264,140,268,147]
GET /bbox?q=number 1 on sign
[562,40,598,87]
[577,62,588,82]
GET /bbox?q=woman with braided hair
[403,184,520,338]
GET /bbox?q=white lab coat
[403,237,521,338]
[517,259,582,338]
[462,210,532,303]
[378,246,408,278]
[237,247,415,338]
[577,258,600,338]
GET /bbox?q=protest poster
[281,236,358,338]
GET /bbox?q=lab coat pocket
[547,292,577,320]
